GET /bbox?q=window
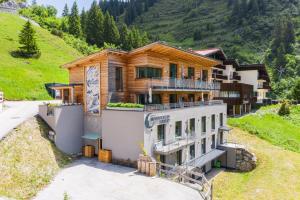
[211,135,216,149]
[175,121,182,138]
[137,94,146,104]
[169,94,177,103]
[211,114,215,130]
[220,113,223,126]
[157,124,165,142]
[170,63,178,78]
[189,118,195,133]
[201,116,206,133]
[188,67,195,79]
[115,67,123,91]
[202,70,208,81]
[188,94,195,102]
[190,145,195,160]
[160,155,166,163]
[201,138,206,154]
[136,67,162,79]
[176,150,182,165]
[137,94,161,105]
[151,94,161,104]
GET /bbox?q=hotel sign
[145,113,170,129]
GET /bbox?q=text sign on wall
[145,113,170,129]
[86,66,100,114]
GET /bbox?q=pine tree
[119,23,131,50]
[103,12,120,44]
[62,3,69,17]
[69,2,82,37]
[232,0,240,17]
[285,18,295,54]
[240,0,247,16]
[86,1,104,46]
[248,0,259,15]
[18,20,40,56]
[80,8,87,37]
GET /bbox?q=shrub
[51,28,63,38]
[278,101,290,116]
[107,102,144,109]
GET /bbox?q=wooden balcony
[148,78,221,92]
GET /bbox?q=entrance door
[63,89,69,103]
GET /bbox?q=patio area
[34,158,202,200]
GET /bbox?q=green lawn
[214,128,300,200]
[228,105,300,153]
[0,12,81,100]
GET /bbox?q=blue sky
[35,0,94,16]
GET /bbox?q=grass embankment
[0,117,72,199]
[214,128,300,200]
[0,12,81,100]
[213,105,300,199]
[229,105,300,153]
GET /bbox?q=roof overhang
[61,42,221,69]
[129,42,221,67]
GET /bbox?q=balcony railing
[212,73,228,80]
[144,100,224,112]
[148,78,220,91]
[154,132,196,155]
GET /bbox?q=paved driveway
[0,101,59,140]
[35,158,202,200]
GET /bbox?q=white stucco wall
[102,110,145,161]
[238,70,258,90]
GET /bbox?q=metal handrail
[144,100,224,111]
[149,78,220,91]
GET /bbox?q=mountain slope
[133,0,299,63]
[0,12,82,100]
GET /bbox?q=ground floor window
[175,121,182,138]
[137,94,161,104]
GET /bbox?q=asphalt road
[0,101,59,140]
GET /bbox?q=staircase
[157,163,213,200]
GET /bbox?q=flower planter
[98,149,112,163]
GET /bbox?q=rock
[235,148,257,172]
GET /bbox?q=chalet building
[39,42,236,173]
[194,48,271,116]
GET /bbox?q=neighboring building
[194,48,271,116]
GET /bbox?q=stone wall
[235,148,257,172]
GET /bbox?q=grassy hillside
[0,12,82,100]
[133,0,300,63]
[229,105,300,153]
[214,128,300,199]
[0,116,72,199]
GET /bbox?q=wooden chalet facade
[53,42,221,114]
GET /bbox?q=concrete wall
[239,70,258,91]
[102,110,145,161]
[39,105,84,155]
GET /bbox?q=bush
[278,101,290,116]
[51,28,63,38]
[10,50,41,59]
[107,102,144,109]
